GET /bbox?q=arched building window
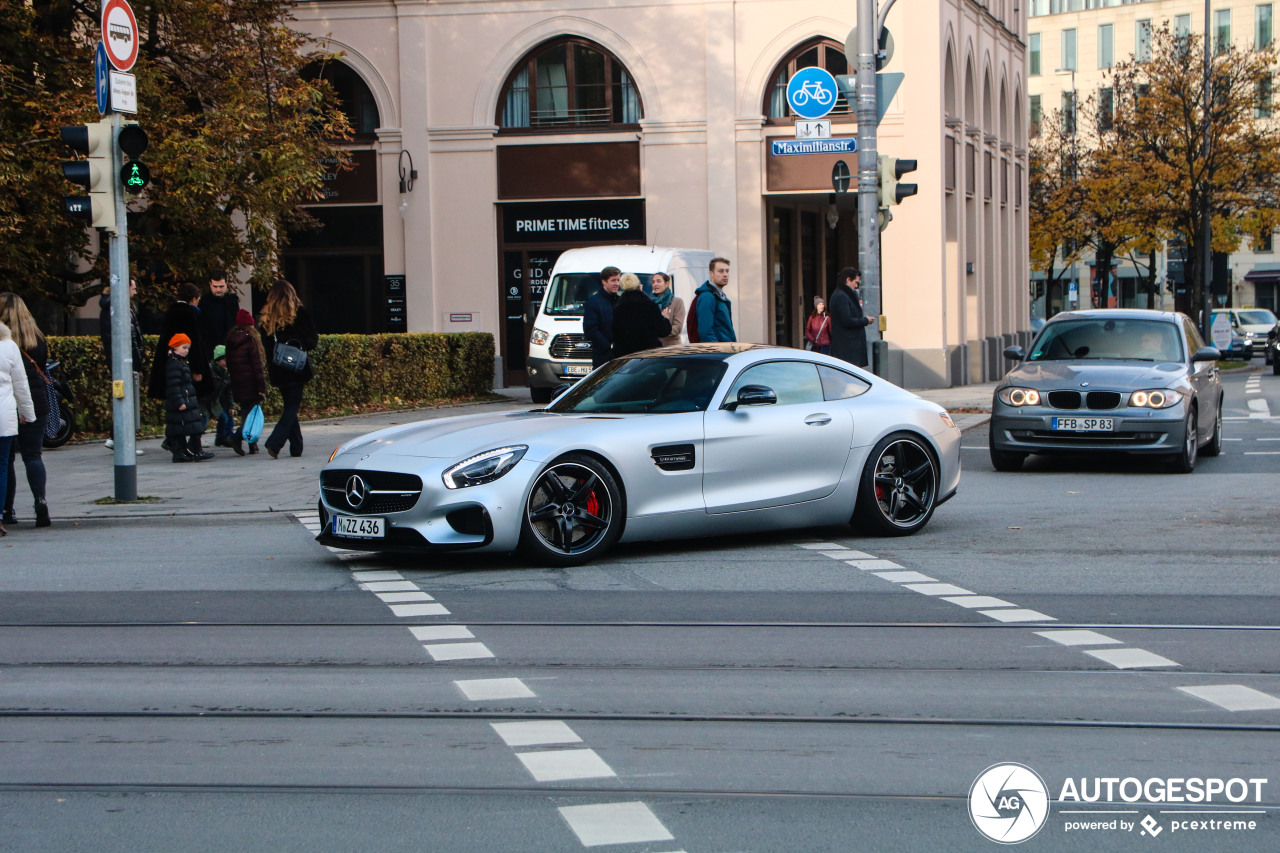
[498,38,642,130]
[302,60,380,140]
[763,38,852,122]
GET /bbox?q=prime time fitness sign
[502,199,646,245]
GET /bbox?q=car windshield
[542,272,654,316]
[1028,318,1183,362]
[1237,310,1277,326]
[547,356,728,414]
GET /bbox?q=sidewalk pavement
[12,383,998,523]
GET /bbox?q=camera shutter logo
[969,763,1050,844]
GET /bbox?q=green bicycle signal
[121,159,150,193]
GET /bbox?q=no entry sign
[101,0,139,72]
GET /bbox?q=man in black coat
[148,282,211,401]
[582,266,621,369]
[828,267,877,368]
[199,270,240,363]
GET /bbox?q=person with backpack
[689,257,736,343]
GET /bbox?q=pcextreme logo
[969,763,1051,844]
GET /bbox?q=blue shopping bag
[242,404,264,444]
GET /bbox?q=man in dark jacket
[829,267,876,368]
[148,283,211,400]
[691,257,736,343]
[582,266,621,369]
[99,278,148,454]
[199,270,240,363]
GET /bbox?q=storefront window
[499,39,641,130]
[763,39,852,122]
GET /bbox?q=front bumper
[989,400,1188,456]
[527,356,592,390]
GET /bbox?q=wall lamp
[398,150,418,193]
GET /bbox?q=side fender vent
[651,443,695,471]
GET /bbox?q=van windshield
[542,272,654,316]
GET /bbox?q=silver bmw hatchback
[989,309,1224,473]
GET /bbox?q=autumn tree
[1102,25,1280,319]
[1029,103,1092,307]
[0,0,351,314]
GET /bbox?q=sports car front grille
[550,333,593,360]
[321,469,423,514]
[1045,390,1122,410]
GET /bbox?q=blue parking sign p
[786,67,839,120]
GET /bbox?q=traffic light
[60,120,116,231]
[118,122,150,194]
[877,155,919,208]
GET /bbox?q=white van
[526,245,715,402]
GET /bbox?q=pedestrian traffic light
[118,122,150,194]
[60,119,116,231]
[877,155,919,208]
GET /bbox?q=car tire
[518,453,624,566]
[989,446,1025,472]
[530,386,553,405]
[1166,407,1197,474]
[1200,400,1223,457]
[852,432,939,536]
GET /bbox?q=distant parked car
[1212,309,1275,361]
[990,309,1223,474]
[1268,323,1280,374]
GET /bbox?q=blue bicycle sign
[786,67,840,120]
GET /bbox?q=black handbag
[22,351,60,440]
[271,335,309,373]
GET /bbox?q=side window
[817,365,872,400]
[728,361,824,406]
[1182,318,1204,356]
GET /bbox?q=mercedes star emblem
[345,475,369,509]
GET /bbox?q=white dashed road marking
[387,602,450,617]
[943,595,1019,609]
[1082,648,1180,669]
[424,642,494,661]
[558,802,677,847]
[358,581,420,592]
[1177,685,1280,712]
[873,571,937,583]
[979,608,1056,623]
[517,749,616,782]
[455,678,536,701]
[1036,629,1123,646]
[409,625,475,641]
[491,721,583,747]
[902,582,973,596]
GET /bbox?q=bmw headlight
[530,329,550,346]
[997,387,1041,407]
[442,445,528,489]
[1129,388,1185,409]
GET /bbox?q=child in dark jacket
[210,345,235,450]
[225,309,267,456]
[164,334,213,463]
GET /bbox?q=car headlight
[530,329,550,346]
[997,386,1041,407]
[1128,388,1185,409]
[442,445,528,489]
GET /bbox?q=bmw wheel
[1166,406,1197,473]
[852,433,939,536]
[519,453,624,566]
[1201,400,1223,457]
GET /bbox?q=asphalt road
[1,369,1277,852]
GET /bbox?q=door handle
[804,414,832,426]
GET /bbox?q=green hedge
[47,332,495,436]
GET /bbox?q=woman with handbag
[257,279,318,459]
[225,309,267,456]
[804,296,832,355]
[0,293,50,528]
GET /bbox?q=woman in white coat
[0,319,36,537]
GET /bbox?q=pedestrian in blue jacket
[691,257,736,343]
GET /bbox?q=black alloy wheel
[1166,406,1197,474]
[519,453,623,566]
[853,433,939,536]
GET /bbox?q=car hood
[1003,360,1186,388]
[331,409,619,461]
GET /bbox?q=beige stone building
[1027,0,1280,316]
[287,0,1030,389]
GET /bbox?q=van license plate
[332,515,385,538]
[564,365,591,376]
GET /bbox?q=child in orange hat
[165,333,212,462]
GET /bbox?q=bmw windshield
[1028,319,1184,362]
[547,356,728,414]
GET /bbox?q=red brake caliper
[586,487,600,517]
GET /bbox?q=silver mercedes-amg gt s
[317,344,962,565]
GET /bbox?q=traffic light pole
[855,0,884,374]
[108,112,138,501]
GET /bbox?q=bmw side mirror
[1003,345,1025,361]
[724,384,777,411]
[1192,346,1220,362]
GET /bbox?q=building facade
[288,0,1030,388]
[1027,0,1280,315]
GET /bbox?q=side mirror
[551,384,571,398]
[1003,345,1026,361]
[1192,346,1221,362]
[723,384,777,411]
